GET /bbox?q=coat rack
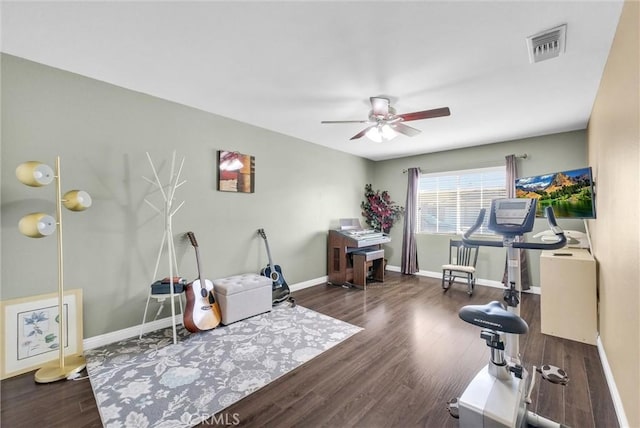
[139,151,185,344]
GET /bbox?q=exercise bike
[447,198,570,428]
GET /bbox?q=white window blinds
[417,166,506,234]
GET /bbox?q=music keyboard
[335,229,391,248]
[327,228,390,286]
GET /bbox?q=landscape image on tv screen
[515,167,595,218]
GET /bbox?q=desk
[540,248,597,345]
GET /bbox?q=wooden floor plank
[0,273,618,428]
[534,335,566,423]
[584,350,620,427]
[563,340,596,428]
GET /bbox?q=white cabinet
[540,248,597,345]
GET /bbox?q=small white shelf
[540,248,597,345]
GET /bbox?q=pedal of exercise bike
[537,364,569,385]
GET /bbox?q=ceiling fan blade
[321,120,369,124]
[392,123,422,137]
[370,97,390,116]
[350,126,375,140]
[398,107,451,122]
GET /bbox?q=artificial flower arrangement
[361,184,405,233]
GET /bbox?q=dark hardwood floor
[1,272,618,427]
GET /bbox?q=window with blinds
[417,166,506,235]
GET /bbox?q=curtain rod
[401,167,422,174]
[402,153,528,173]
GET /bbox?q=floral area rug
[85,305,362,428]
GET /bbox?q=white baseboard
[83,313,184,350]
[386,265,541,295]
[83,276,328,350]
[597,336,630,428]
[289,276,327,292]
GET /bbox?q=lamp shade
[366,125,397,143]
[63,190,92,211]
[18,213,56,238]
[16,161,54,187]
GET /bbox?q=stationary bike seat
[458,301,529,334]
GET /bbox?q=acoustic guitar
[183,231,221,332]
[257,228,292,305]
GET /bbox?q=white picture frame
[0,289,83,379]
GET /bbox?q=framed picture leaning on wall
[0,289,83,379]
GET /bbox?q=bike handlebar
[462,209,503,247]
[462,206,566,250]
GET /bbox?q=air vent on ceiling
[526,24,567,64]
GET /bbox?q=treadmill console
[488,198,537,236]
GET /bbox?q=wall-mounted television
[515,167,596,219]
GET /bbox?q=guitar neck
[194,245,204,282]
[263,238,275,270]
[187,232,204,283]
[258,229,278,272]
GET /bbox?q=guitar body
[183,279,222,333]
[183,232,222,333]
[258,229,292,305]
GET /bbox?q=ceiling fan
[321,97,450,142]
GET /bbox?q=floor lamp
[16,156,91,383]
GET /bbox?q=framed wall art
[0,289,83,379]
[217,150,255,193]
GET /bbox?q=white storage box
[213,273,272,325]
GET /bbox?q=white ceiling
[1,1,624,161]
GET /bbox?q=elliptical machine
[447,198,570,428]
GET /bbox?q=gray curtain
[503,154,531,290]
[401,168,419,274]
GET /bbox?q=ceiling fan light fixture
[366,124,397,143]
[321,97,450,141]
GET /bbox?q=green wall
[373,130,588,286]
[1,54,373,337]
[1,54,590,339]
